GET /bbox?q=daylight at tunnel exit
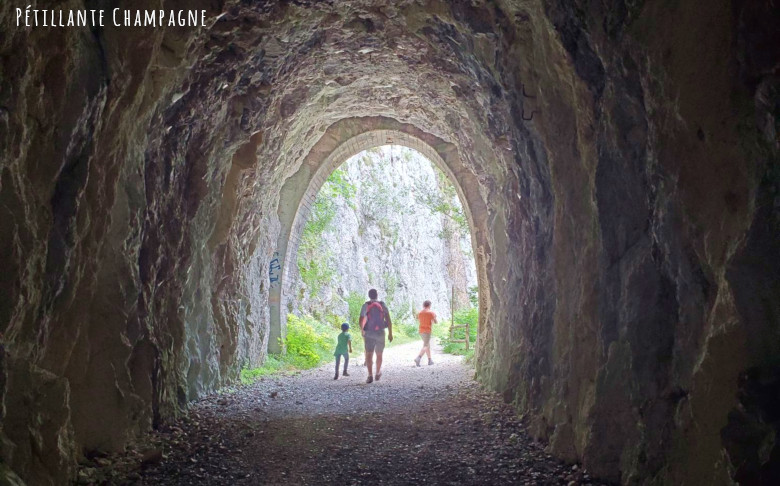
[0,1,779,485]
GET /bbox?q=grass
[432,307,478,362]
[240,355,290,384]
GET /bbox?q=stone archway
[268,116,490,355]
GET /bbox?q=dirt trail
[87,342,603,485]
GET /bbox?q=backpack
[363,301,387,332]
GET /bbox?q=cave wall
[0,0,280,479]
[490,1,780,483]
[0,0,778,484]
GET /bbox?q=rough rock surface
[288,145,477,321]
[0,0,778,484]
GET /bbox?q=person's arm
[359,303,367,336]
[433,312,438,324]
[384,302,393,342]
[348,337,353,354]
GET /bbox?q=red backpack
[363,301,387,332]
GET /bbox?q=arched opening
[285,143,479,357]
[270,120,491,362]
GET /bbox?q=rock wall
[0,1,279,480]
[288,145,476,323]
[486,2,780,484]
[0,0,777,484]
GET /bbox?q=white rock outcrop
[288,146,477,323]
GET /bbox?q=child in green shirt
[334,323,353,380]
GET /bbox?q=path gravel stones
[82,342,607,485]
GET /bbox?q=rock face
[0,0,778,484]
[287,145,477,323]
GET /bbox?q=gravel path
[82,342,605,485]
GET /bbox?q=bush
[240,314,365,384]
[399,322,419,338]
[438,307,478,356]
[285,314,335,368]
[325,313,343,330]
[346,291,365,327]
[468,285,479,308]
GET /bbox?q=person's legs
[414,333,424,366]
[375,351,383,378]
[416,333,431,365]
[334,355,341,380]
[365,351,373,382]
[343,354,349,375]
[373,331,386,379]
[364,332,376,382]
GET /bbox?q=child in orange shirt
[414,300,437,366]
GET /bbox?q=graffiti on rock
[269,252,281,289]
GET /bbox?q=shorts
[419,333,431,346]
[363,330,386,353]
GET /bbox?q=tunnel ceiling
[1,0,779,484]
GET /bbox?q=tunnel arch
[2,0,776,483]
[269,116,491,354]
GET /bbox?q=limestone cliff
[287,145,477,324]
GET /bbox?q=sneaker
[414,356,421,367]
[366,375,373,384]
[342,371,350,377]
[334,374,339,380]
[375,372,382,381]
[428,360,434,366]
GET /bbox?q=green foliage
[300,168,355,249]
[239,314,343,384]
[325,313,343,330]
[298,255,335,298]
[359,162,406,222]
[383,271,399,306]
[413,166,469,234]
[346,291,365,328]
[398,322,420,338]
[390,300,413,326]
[301,197,335,246]
[240,355,286,384]
[377,219,398,241]
[454,307,478,337]
[438,307,479,356]
[468,285,480,308]
[298,167,356,299]
[284,314,335,368]
[322,167,357,209]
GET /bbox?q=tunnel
[1,0,779,484]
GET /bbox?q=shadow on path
[90,343,602,485]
